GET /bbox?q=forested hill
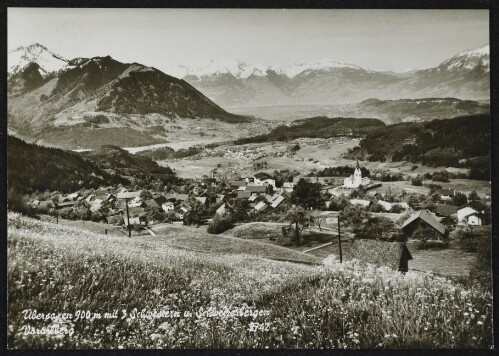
[7,136,126,194]
[234,117,385,145]
[346,114,490,179]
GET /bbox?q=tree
[207,214,234,234]
[469,232,492,290]
[291,179,323,209]
[311,210,327,231]
[341,205,370,233]
[283,207,315,245]
[356,216,397,240]
[183,196,207,226]
[452,192,468,206]
[231,199,250,223]
[411,176,423,186]
[468,190,480,201]
[390,204,405,214]
[140,190,153,201]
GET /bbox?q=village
[26,157,491,273]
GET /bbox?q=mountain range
[7,43,490,149]
[7,44,251,148]
[179,45,490,107]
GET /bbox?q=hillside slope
[235,117,385,144]
[346,114,490,179]
[7,136,126,194]
[8,213,492,349]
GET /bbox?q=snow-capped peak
[286,59,363,78]
[179,59,269,79]
[440,44,489,72]
[8,43,69,76]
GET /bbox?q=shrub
[389,204,405,214]
[413,239,449,250]
[411,176,423,186]
[456,227,489,253]
[469,233,492,291]
[207,214,234,234]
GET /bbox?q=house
[128,196,146,208]
[89,199,104,212]
[436,188,456,201]
[117,191,141,200]
[253,172,276,188]
[215,203,227,217]
[195,196,208,205]
[268,195,285,209]
[457,205,485,226]
[463,211,483,226]
[349,199,371,208]
[467,200,487,214]
[283,182,295,191]
[245,185,268,195]
[377,200,393,211]
[248,195,258,202]
[230,181,247,190]
[161,202,175,212]
[237,191,252,200]
[146,196,168,209]
[343,159,371,189]
[401,210,446,241]
[123,216,144,227]
[55,201,79,209]
[349,239,413,273]
[253,201,268,213]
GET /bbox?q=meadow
[7,213,492,349]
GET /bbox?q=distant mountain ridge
[179,45,490,107]
[7,47,252,149]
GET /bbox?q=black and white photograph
[5,6,494,350]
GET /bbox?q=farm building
[253,201,268,213]
[349,239,413,272]
[436,188,456,201]
[401,210,446,241]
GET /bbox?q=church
[343,158,371,189]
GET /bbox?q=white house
[464,212,483,226]
[162,202,175,212]
[253,172,276,188]
[457,206,478,222]
[349,199,371,207]
[457,206,483,226]
[343,159,371,189]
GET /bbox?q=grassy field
[8,213,492,349]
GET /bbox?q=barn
[401,210,446,241]
[350,239,413,272]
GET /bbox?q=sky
[8,8,489,76]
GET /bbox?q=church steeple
[356,157,360,170]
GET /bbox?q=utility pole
[338,213,343,263]
[125,198,131,238]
